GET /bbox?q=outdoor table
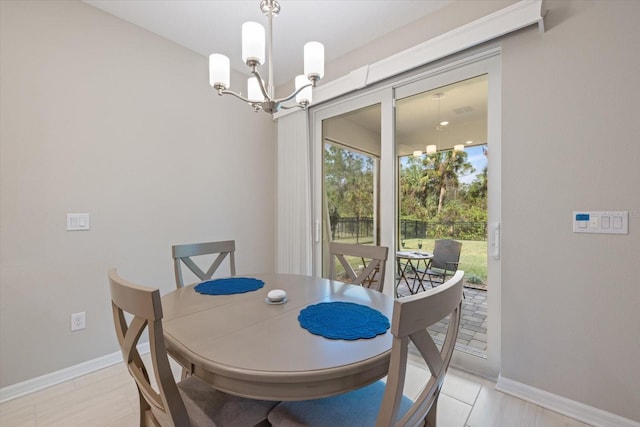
[395,251,433,297]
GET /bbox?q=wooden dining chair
[328,242,389,293]
[172,240,236,288]
[107,268,278,427]
[268,270,464,427]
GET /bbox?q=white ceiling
[83,0,453,86]
[83,0,486,155]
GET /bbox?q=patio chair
[328,242,389,293]
[172,240,236,288]
[268,270,464,427]
[424,239,462,289]
[107,268,278,427]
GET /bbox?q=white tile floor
[0,355,592,427]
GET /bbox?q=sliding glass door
[310,50,501,378]
[311,91,395,287]
[322,107,380,277]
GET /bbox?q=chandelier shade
[242,22,265,65]
[209,54,230,89]
[304,42,325,80]
[208,0,324,114]
[247,77,264,102]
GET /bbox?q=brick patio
[396,279,488,357]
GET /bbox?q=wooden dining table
[161,273,394,401]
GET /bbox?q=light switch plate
[67,213,90,231]
[573,211,628,234]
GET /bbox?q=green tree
[466,166,488,202]
[399,156,427,220]
[418,150,474,216]
[324,144,374,241]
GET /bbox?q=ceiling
[83,0,486,155]
[83,0,454,87]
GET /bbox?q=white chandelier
[208,0,324,114]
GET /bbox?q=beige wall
[0,0,276,387]
[500,0,640,420]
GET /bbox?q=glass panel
[395,75,488,358]
[321,104,381,279]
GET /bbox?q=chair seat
[425,268,447,277]
[267,380,412,427]
[178,376,278,427]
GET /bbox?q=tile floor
[0,354,592,427]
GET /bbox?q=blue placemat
[298,302,390,340]
[194,277,264,295]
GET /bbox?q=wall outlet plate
[71,312,86,331]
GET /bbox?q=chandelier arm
[279,103,306,110]
[274,82,312,104]
[219,89,256,104]
[251,68,271,101]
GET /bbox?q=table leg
[412,259,426,293]
[407,260,424,294]
[395,258,412,298]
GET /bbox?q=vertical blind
[276,111,312,274]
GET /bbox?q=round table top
[161,273,394,401]
[396,250,433,259]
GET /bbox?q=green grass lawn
[334,237,488,283]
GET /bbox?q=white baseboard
[0,343,150,404]
[496,375,640,427]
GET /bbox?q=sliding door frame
[310,89,395,289]
[393,49,502,377]
[309,46,502,378]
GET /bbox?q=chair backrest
[376,270,464,427]
[172,240,236,288]
[108,268,190,427]
[430,239,462,272]
[328,242,389,292]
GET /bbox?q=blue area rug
[298,302,390,340]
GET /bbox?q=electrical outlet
[71,312,86,332]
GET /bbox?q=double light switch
[67,213,90,231]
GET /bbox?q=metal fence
[400,219,487,241]
[332,217,487,241]
[331,217,374,241]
